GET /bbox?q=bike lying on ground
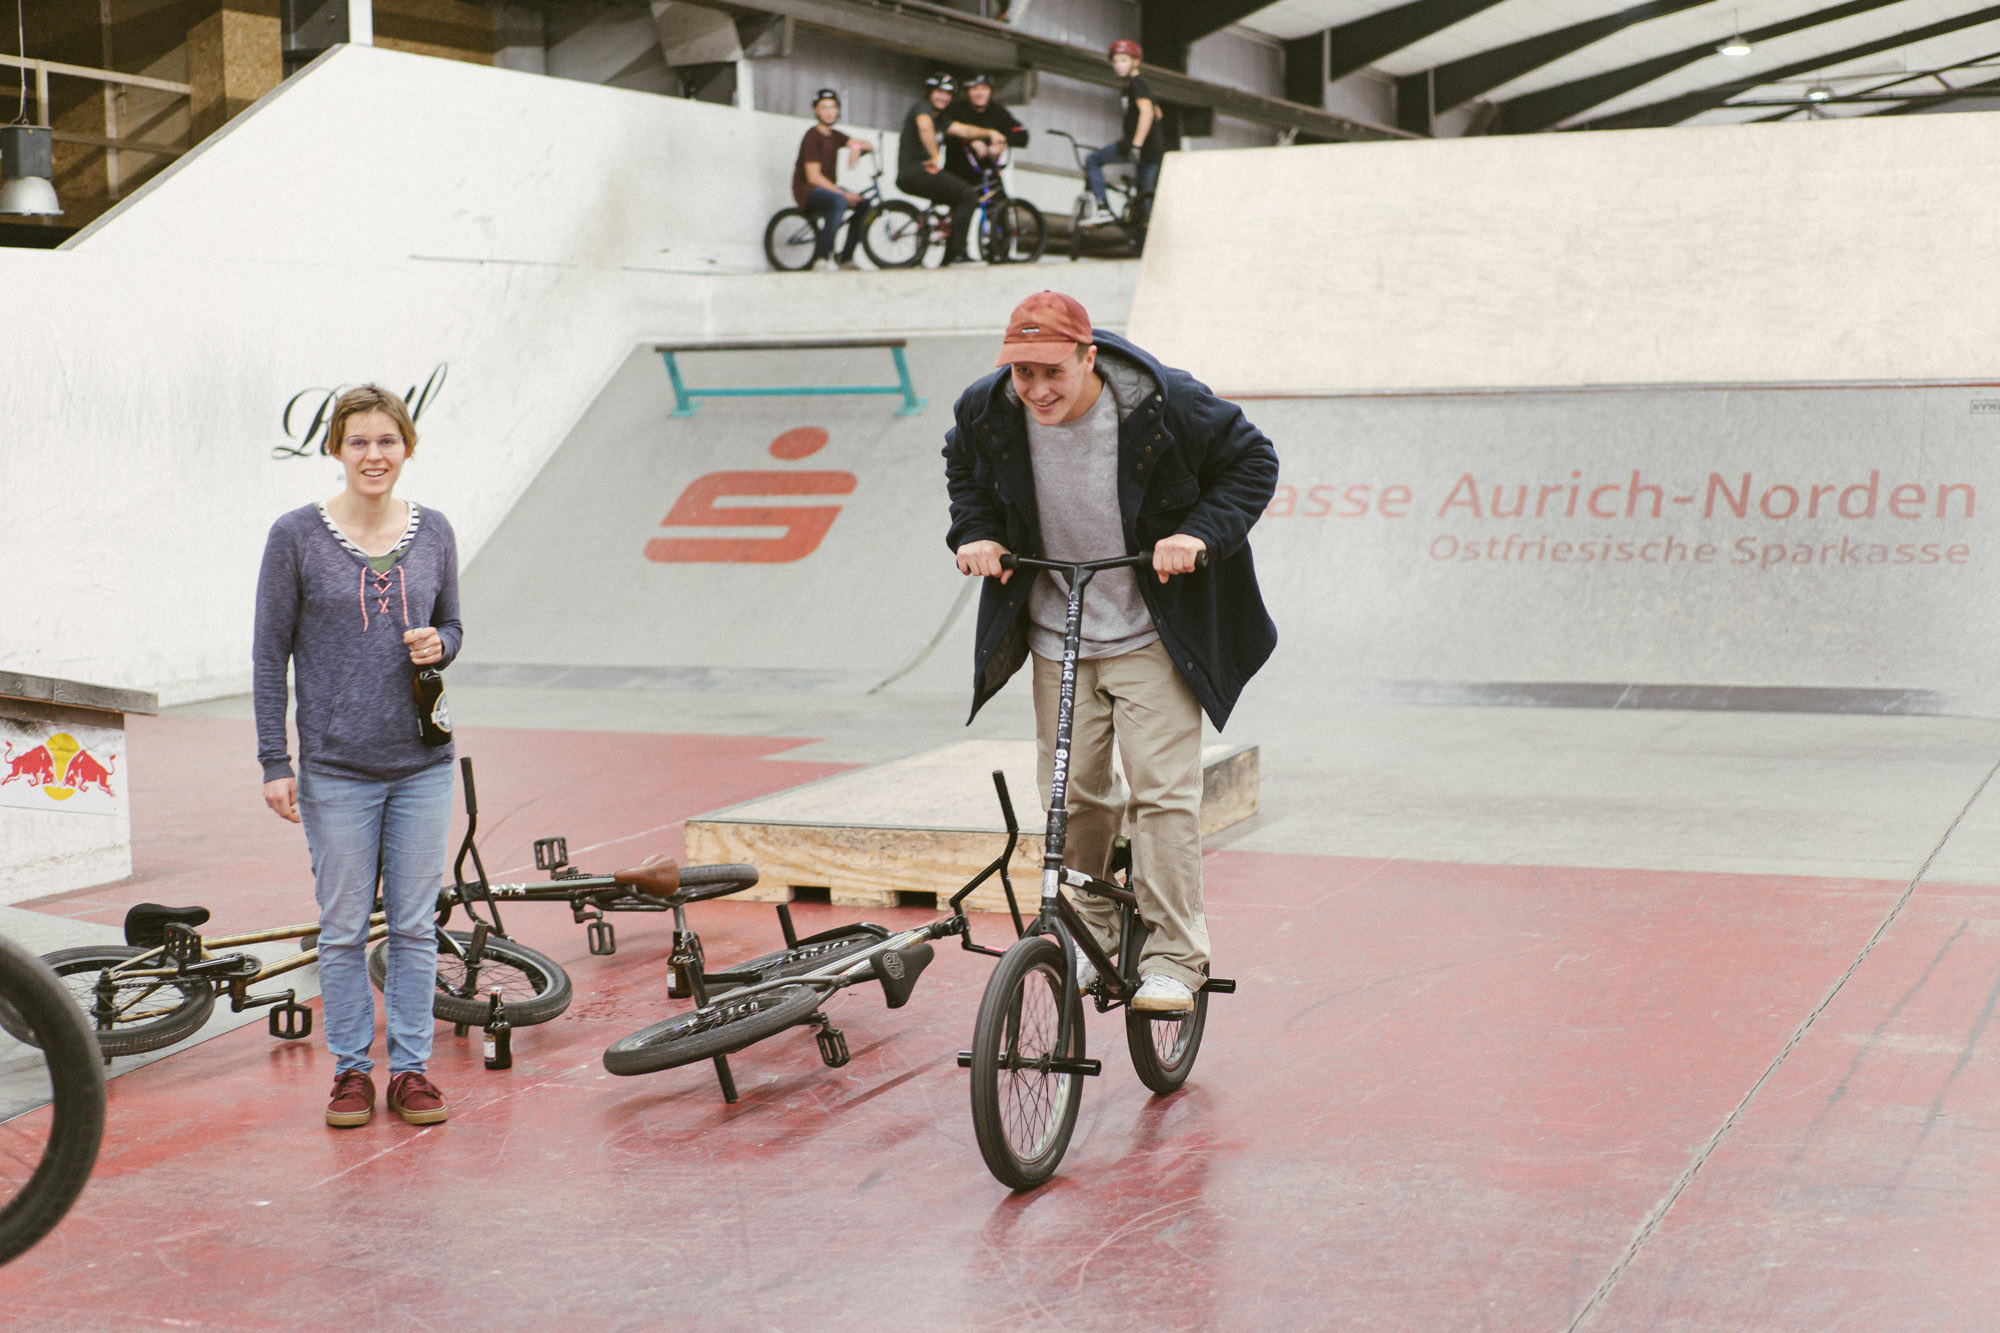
[961,549,1233,1191]
[22,877,571,1060]
[596,775,1039,1099]
[0,935,105,1266]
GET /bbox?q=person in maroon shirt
[792,88,873,271]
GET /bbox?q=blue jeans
[1084,145,1159,220]
[801,186,858,262]
[298,761,454,1076]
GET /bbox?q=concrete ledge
[0,670,157,717]
[685,738,1258,912]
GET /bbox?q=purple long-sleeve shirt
[253,503,463,783]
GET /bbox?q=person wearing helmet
[1083,39,1162,227]
[792,88,874,272]
[945,74,1029,188]
[898,73,985,264]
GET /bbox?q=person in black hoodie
[944,74,1028,188]
[945,291,1278,1013]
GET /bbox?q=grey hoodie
[253,503,462,783]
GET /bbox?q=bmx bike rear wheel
[0,936,106,1265]
[969,934,1084,1191]
[370,930,572,1028]
[1125,987,1208,1094]
[3,945,213,1058]
[603,982,822,1075]
[862,201,926,268]
[763,207,821,271]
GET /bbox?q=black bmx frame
[971,548,1234,1079]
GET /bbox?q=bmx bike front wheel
[603,982,822,1075]
[968,934,1084,1191]
[0,937,106,1265]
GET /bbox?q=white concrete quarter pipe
[458,336,1002,693]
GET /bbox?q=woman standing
[254,384,460,1128]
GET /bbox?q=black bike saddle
[123,903,211,948]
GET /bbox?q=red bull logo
[1,733,117,803]
[646,428,858,564]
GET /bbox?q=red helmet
[1108,39,1142,60]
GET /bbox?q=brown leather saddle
[613,854,680,896]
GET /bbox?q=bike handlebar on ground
[998,547,1209,575]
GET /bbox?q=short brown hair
[324,384,420,457]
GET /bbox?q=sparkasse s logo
[645,427,856,563]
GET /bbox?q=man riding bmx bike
[944,291,1278,1011]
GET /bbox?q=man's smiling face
[1011,345,1100,425]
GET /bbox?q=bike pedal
[453,1022,470,1038]
[533,835,569,873]
[268,1002,313,1040]
[1203,977,1236,994]
[956,1050,974,1068]
[815,1025,850,1068]
[587,920,616,956]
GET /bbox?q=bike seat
[612,855,680,897]
[123,903,211,948]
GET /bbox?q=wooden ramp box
[684,739,1258,915]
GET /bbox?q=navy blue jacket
[943,330,1278,729]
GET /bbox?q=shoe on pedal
[1131,974,1195,1013]
[387,1071,449,1125]
[325,1070,375,1128]
[1071,943,1098,995]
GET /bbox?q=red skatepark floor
[7,711,2000,1329]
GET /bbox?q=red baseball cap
[995,291,1093,366]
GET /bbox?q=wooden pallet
[683,738,1258,914]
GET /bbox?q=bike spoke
[995,964,1068,1161]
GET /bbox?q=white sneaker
[1078,200,1112,227]
[1071,943,1098,995]
[1131,974,1195,1013]
[815,257,839,273]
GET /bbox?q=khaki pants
[1032,640,1207,988]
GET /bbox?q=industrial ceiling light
[1717,13,1753,57]
[1805,83,1833,102]
[0,126,60,216]
[1,0,58,215]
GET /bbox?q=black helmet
[966,73,992,88]
[813,87,840,105]
[924,73,957,92]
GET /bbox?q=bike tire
[5,945,214,1059]
[983,198,1046,264]
[969,934,1084,1191]
[1125,986,1209,1094]
[763,207,821,272]
[722,924,890,985]
[0,937,105,1266]
[369,930,572,1028]
[862,200,926,269]
[602,982,822,1076]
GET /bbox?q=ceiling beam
[1874,71,2000,111]
[1574,2,2000,129]
[1488,0,1904,133]
[1141,0,1274,72]
[1325,0,1509,84]
[1425,0,1714,114]
[702,0,1412,139]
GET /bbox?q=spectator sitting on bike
[792,87,873,272]
[945,292,1278,1012]
[897,73,1001,265]
[1082,39,1162,227]
[944,74,1028,188]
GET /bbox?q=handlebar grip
[992,770,1019,835]
[998,554,1017,572]
[1194,550,1210,571]
[460,756,477,816]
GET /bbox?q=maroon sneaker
[325,1070,375,1128]
[387,1072,448,1125]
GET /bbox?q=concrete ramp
[458,336,999,693]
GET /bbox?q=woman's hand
[264,778,300,824]
[404,627,443,666]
